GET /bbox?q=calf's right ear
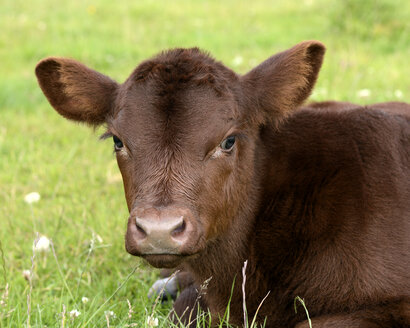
[35,58,118,125]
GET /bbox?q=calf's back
[250,102,410,325]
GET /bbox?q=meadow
[0,0,409,326]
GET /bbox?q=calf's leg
[171,284,207,327]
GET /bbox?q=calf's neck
[35,41,410,327]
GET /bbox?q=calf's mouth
[141,254,196,269]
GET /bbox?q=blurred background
[0,0,409,326]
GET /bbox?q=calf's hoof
[148,275,178,301]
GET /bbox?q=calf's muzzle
[125,205,202,267]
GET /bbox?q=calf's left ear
[35,58,118,125]
[241,41,325,124]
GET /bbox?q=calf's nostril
[135,218,147,237]
[171,219,186,236]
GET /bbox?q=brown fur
[35,41,410,327]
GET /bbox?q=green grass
[0,0,409,326]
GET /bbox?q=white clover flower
[69,309,81,318]
[232,55,243,67]
[33,235,50,252]
[22,269,31,281]
[146,315,159,327]
[81,296,89,304]
[24,192,40,204]
[357,89,371,99]
[394,90,403,99]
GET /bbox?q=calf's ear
[35,58,118,125]
[241,41,325,125]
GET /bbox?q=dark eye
[113,135,124,150]
[220,136,236,151]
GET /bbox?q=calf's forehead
[110,82,239,149]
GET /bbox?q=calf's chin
[140,255,186,269]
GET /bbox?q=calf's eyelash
[100,131,113,140]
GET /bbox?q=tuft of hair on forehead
[131,48,237,97]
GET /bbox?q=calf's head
[36,41,325,268]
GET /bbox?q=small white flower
[81,296,89,304]
[69,309,81,318]
[33,235,50,252]
[394,90,403,99]
[22,270,31,281]
[232,55,243,67]
[357,89,371,99]
[104,310,116,319]
[146,315,159,327]
[24,192,40,204]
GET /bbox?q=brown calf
[35,41,410,327]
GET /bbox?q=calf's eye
[113,135,124,150]
[220,136,236,151]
